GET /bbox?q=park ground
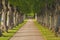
[0,19,60,40]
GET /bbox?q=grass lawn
[34,21,60,40]
[0,21,27,40]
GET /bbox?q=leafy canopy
[8,0,54,14]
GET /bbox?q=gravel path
[9,19,44,40]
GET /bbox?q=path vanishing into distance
[10,19,44,40]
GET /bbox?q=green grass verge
[34,21,60,40]
[0,21,27,40]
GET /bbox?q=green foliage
[8,0,54,14]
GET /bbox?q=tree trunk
[13,7,16,27]
[7,3,14,29]
[0,0,3,37]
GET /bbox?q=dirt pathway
[9,19,44,40]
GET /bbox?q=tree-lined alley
[0,0,60,40]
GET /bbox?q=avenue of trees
[36,0,60,36]
[0,0,60,37]
[0,0,24,36]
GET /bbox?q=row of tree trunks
[36,0,60,36]
[0,0,24,37]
